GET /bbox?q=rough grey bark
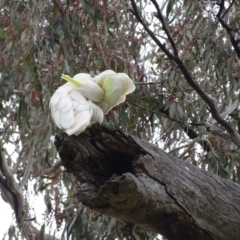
[55,124,240,240]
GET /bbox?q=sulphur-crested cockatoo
[50,70,136,135]
[49,73,104,136]
[93,70,136,114]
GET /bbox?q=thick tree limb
[55,125,240,240]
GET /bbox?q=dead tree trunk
[55,125,240,240]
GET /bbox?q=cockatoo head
[92,70,136,113]
[61,73,104,103]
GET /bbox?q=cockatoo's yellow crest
[61,74,79,88]
[61,73,105,103]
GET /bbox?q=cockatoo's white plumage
[50,74,104,135]
[50,70,135,135]
[93,70,136,114]
[64,73,104,102]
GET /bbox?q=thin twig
[130,0,177,61]
[134,82,161,85]
[128,99,180,122]
[32,160,62,178]
[52,0,65,19]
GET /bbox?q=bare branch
[0,146,24,224]
[150,0,178,56]
[130,0,177,61]
[130,0,240,147]
[0,174,15,210]
[0,145,59,240]
[216,0,240,58]
[222,0,235,18]
[158,108,210,151]
[204,121,231,140]
[128,99,181,122]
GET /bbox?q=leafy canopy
[0,0,240,239]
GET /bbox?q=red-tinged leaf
[30,89,38,101]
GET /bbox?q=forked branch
[130,0,240,147]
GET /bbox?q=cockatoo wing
[93,70,136,114]
[49,83,104,136]
[50,84,75,129]
[66,89,92,135]
[89,101,104,125]
[68,93,103,135]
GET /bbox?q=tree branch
[130,0,240,147]
[150,0,178,56]
[158,107,210,151]
[0,145,59,240]
[130,0,177,61]
[216,0,240,58]
[55,125,240,240]
[0,146,24,224]
[32,159,62,178]
[128,100,209,150]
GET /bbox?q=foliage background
[0,0,240,239]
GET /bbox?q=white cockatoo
[49,73,104,136]
[93,70,136,114]
[61,73,104,102]
[50,70,136,135]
